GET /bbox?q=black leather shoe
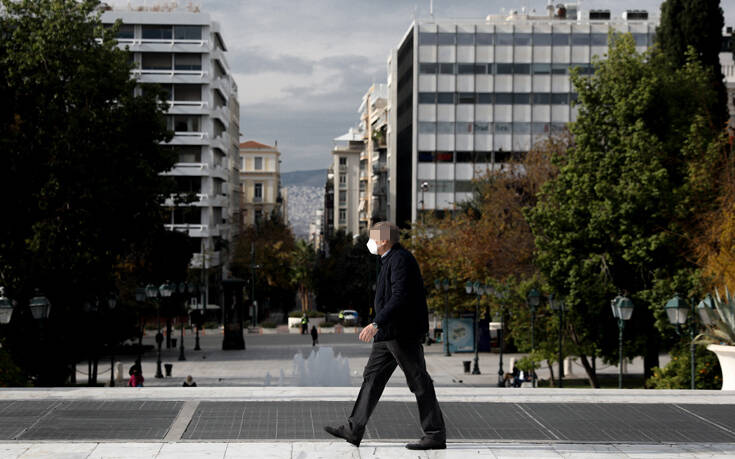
[406,437,446,450]
[324,425,361,447]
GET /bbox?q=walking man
[324,221,446,450]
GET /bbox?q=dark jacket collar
[381,243,402,262]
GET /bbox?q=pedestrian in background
[311,325,319,346]
[324,221,446,450]
[182,375,197,387]
[128,367,144,387]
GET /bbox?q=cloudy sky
[112,1,735,172]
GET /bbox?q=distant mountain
[286,185,324,239]
[281,169,328,188]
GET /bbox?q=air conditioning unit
[623,10,648,20]
[589,9,611,20]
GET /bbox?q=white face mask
[366,239,379,255]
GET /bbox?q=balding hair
[370,221,400,244]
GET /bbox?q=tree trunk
[644,335,660,381]
[547,360,556,387]
[578,353,600,388]
[166,319,172,349]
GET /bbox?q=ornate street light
[0,287,16,325]
[527,288,541,387]
[177,282,187,362]
[610,294,634,389]
[464,281,483,376]
[29,290,51,320]
[697,294,716,327]
[665,294,699,390]
[549,294,565,388]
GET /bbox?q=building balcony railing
[133,68,208,78]
[252,196,263,203]
[724,64,735,82]
[164,224,219,239]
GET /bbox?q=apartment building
[386,3,656,226]
[102,6,240,304]
[239,141,285,226]
[358,84,390,229]
[331,129,364,235]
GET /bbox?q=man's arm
[372,253,410,328]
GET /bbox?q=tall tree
[0,0,174,384]
[657,0,728,129]
[526,33,725,384]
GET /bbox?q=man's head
[368,221,400,256]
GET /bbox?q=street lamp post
[527,288,540,388]
[549,294,565,388]
[420,182,429,224]
[664,294,699,390]
[134,287,146,363]
[0,287,16,326]
[610,294,635,389]
[188,283,202,351]
[434,279,451,357]
[465,281,484,376]
[145,283,164,379]
[177,282,187,361]
[107,295,117,387]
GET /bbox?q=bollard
[115,362,124,383]
[164,363,173,377]
[463,361,471,374]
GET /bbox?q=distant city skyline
[107,0,735,172]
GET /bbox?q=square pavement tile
[224,442,292,459]
[157,442,227,459]
[17,442,98,459]
[0,443,32,459]
[291,441,361,459]
[613,443,698,458]
[486,444,562,458]
[87,442,163,458]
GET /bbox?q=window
[435,180,454,192]
[496,63,513,74]
[496,33,513,45]
[474,64,487,74]
[339,192,346,204]
[437,92,454,104]
[572,34,590,46]
[591,33,607,46]
[514,33,532,46]
[513,63,531,74]
[475,151,492,162]
[474,122,490,132]
[173,207,201,225]
[533,63,551,74]
[439,63,455,74]
[457,33,474,45]
[170,115,200,132]
[476,33,493,45]
[142,53,172,70]
[456,122,472,134]
[254,157,263,170]
[213,119,225,138]
[339,157,347,165]
[419,32,437,45]
[495,93,513,105]
[142,83,172,100]
[437,32,455,45]
[533,122,551,134]
[458,93,475,104]
[116,24,134,40]
[633,33,648,46]
[213,90,227,107]
[533,93,551,104]
[533,33,552,46]
[495,122,512,133]
[142,25,172,40]
[436,152,453,162]
[419,63,437,74]
[419,122,435,134]
[551,93,569,104]
[552,34,570,46]
[552,63,569,75]
[174,176,201,193]
[174,54,201,71]
[173,84,200,101]
[176,146,201,163]
[339,173,346,187]
[477,93,493,104]
[255,209,263,223]
[437,122,453,134]
[339,209,346,223]
[455,180,475,192]
[418,151,435,162]
[514,122,531,134]
[174,25,202,40]
[513,93,530,104]
[495,150,511,162]
[418,92,436,104]
[254,183,263,200]
[456,151,473,162]
[458,63,475,74]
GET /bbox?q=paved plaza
[0,331,731,458]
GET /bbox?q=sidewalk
[0,388,734,458]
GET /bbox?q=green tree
[526,33,726,386]
[0,0,175,384]
[657,0,728,129]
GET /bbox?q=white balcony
[165,163,206,176]
[165,132,208,146]
[210,165,228,181]
[725,64,735,83]
[133,69,209,85]
[167,101,209,115]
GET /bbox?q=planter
[707,344,735,390]
[318,326,335,334]
[288,317,324,332]
[260,327,277,334]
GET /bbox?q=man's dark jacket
[372,243,429,342]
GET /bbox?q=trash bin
[164,363,173,377]
[171,338,177,347]
[463,361,471,374]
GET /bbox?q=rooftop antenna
[429,0,434,18]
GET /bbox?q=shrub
[0,347,29,387]
[260,321,277,329]
[646,343,722,390]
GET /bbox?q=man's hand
[359,324,378,343]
